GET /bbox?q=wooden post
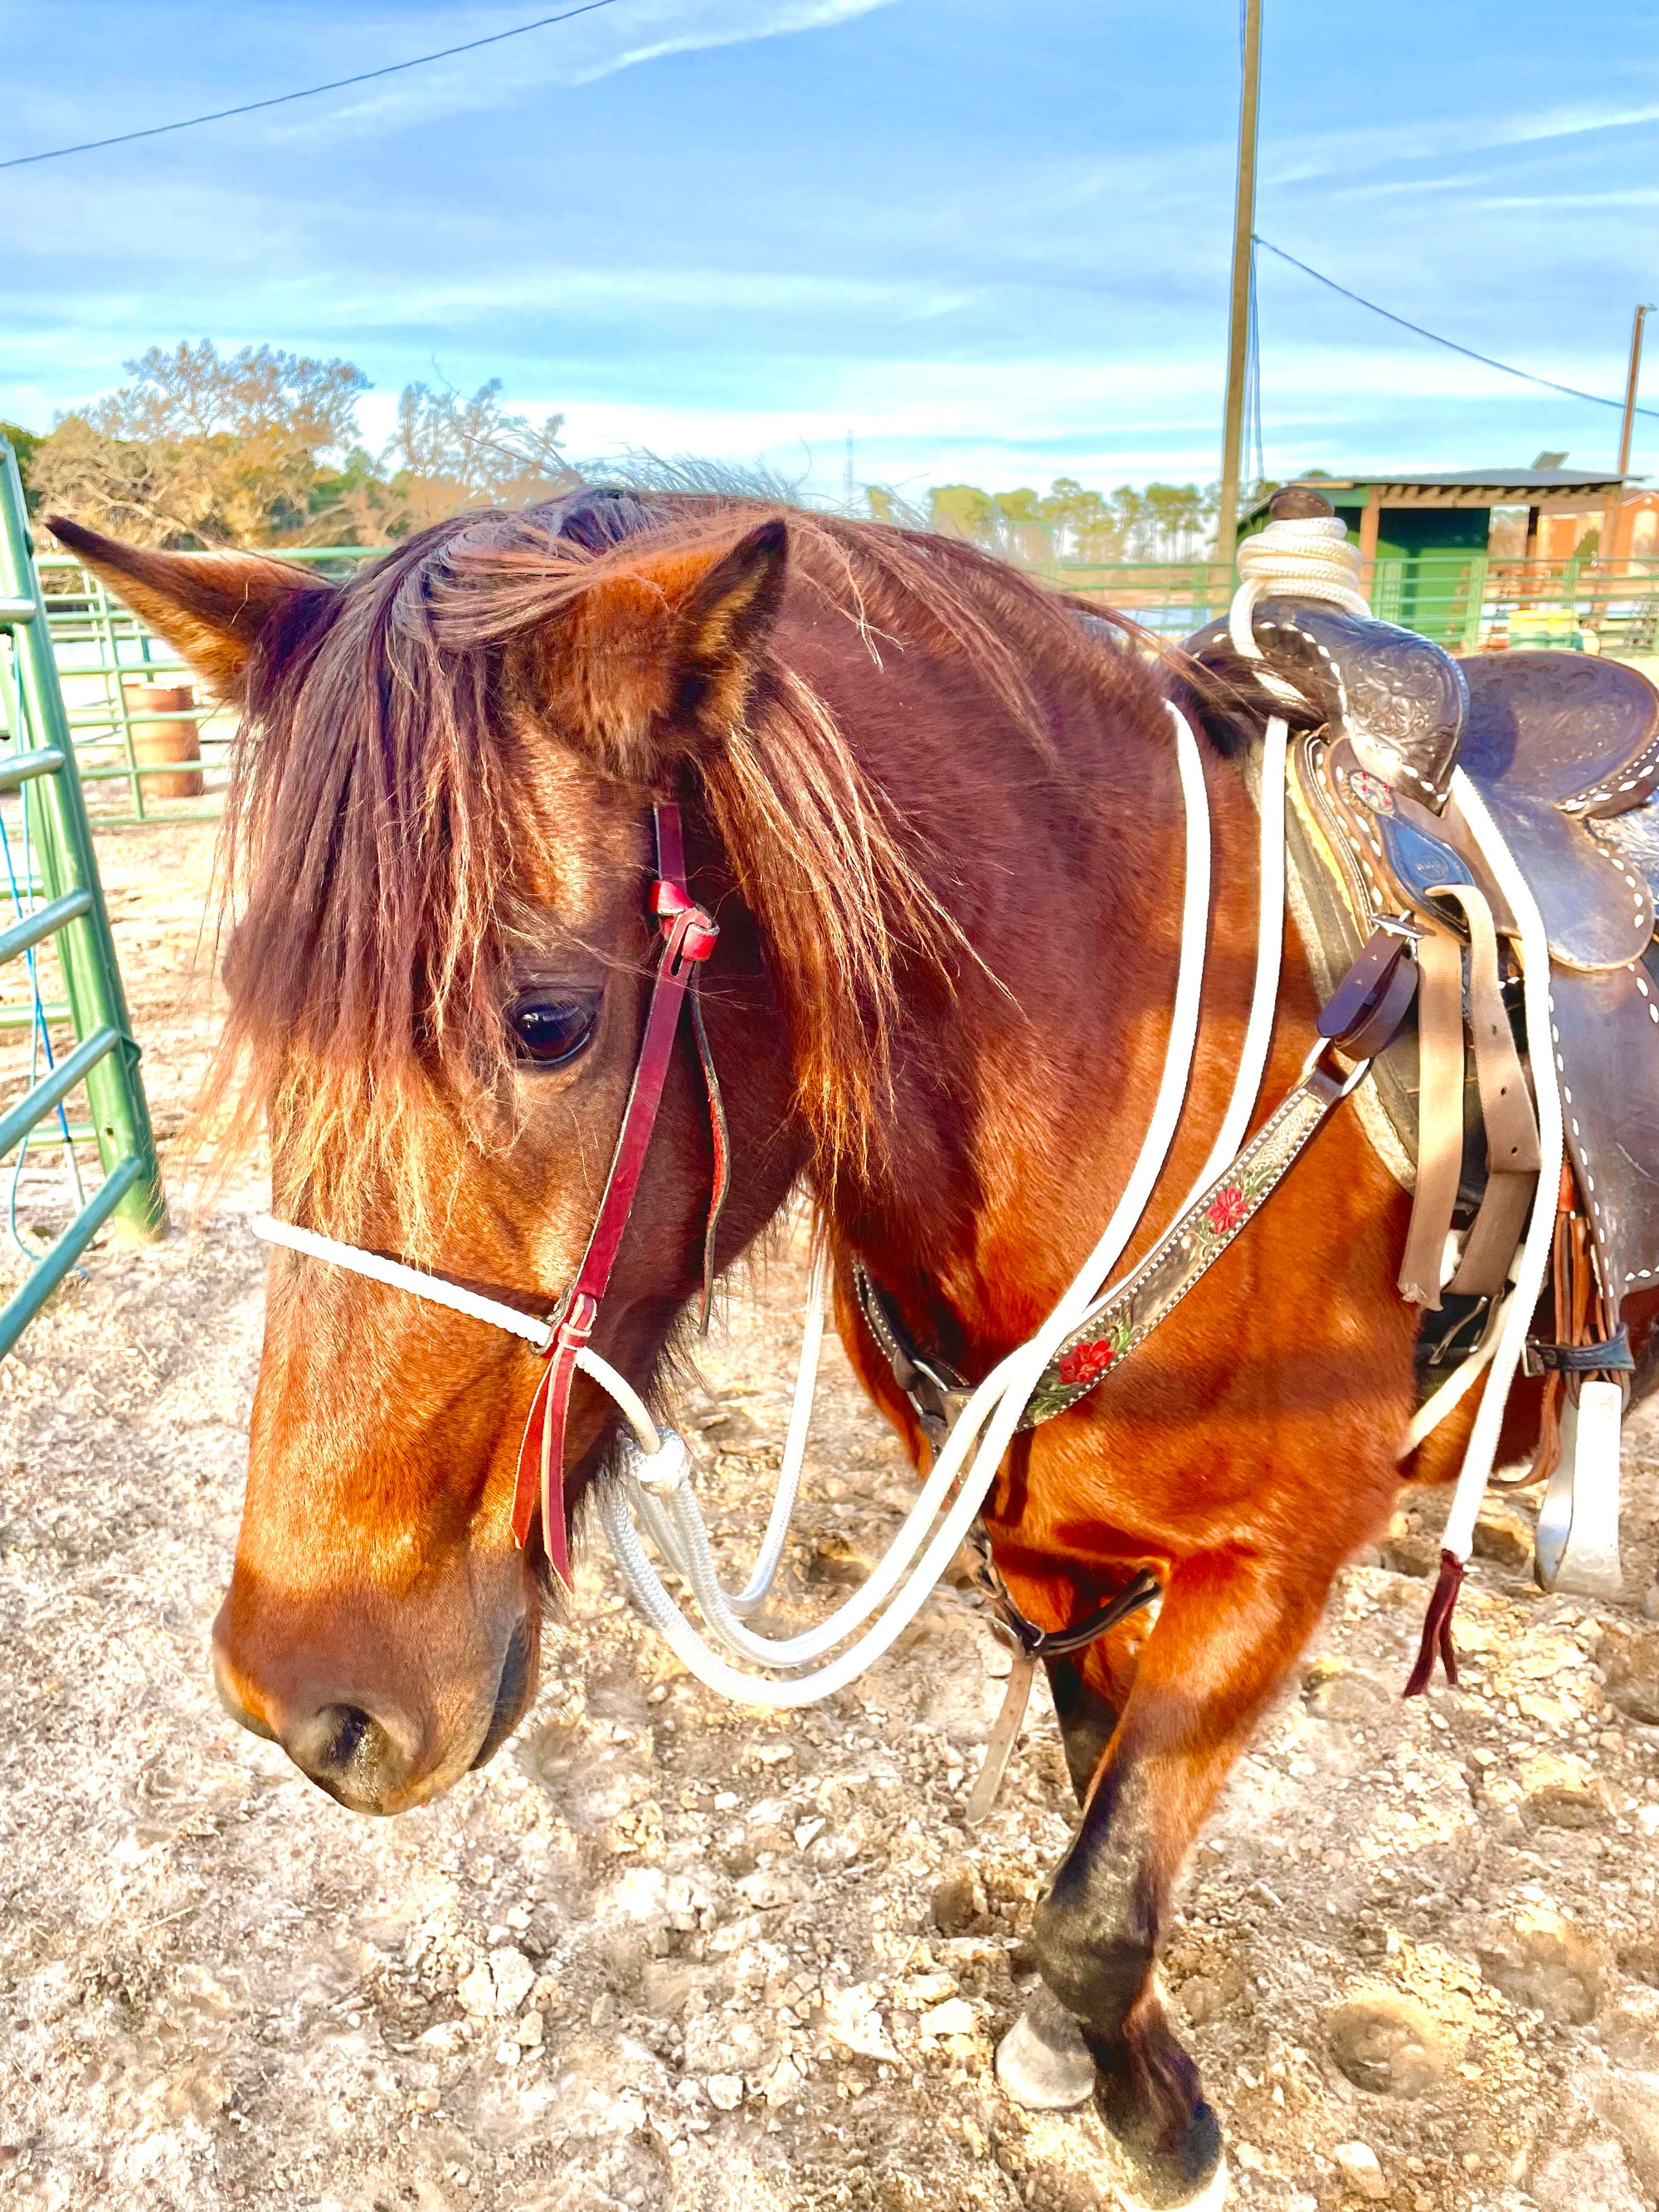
[1357,486,1381,591]
[1214,0,1262,569]
[1603,304,1655,573]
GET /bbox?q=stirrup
[1535,1378,1625,1599]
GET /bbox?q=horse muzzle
[211,1605,538,1815]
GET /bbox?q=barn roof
[1243,468,1638,521]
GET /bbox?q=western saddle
[1181,489,1659,1602]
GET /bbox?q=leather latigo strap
[1398,925,1467,1310]
[1436,884,1540,1296]
[511,801,722,1591]
[1396,886,1540,1311]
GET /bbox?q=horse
[51,489,1560,2203]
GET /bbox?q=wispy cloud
[268,0,897,144]
[5,0,1657,499]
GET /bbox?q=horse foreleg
[1044,1650,1121,1803]
[1029,1550,1325,2199]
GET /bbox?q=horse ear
[545,518,789,779]
[44,517,317,700]
[671,518,789,729]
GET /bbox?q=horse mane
[207,487,1167,1239]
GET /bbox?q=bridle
[504,800,728,1590]
[256,798,728,1592]
[255,699,1245,1709]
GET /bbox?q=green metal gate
[0,440,165,1353]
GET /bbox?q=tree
[32,342,369,547]
[29,346,577,548]
[382,378,574,533]
[0,421,43,512]
[929,484,996,542]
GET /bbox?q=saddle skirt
[1181,600,1659,1330]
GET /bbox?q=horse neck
[789,616,1258,1359]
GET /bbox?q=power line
[0,0,623,172]
[1254,233,1659,423]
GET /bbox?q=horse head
[51,491,928,1812]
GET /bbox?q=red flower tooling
[1058,1338,1117,1388]
[1205,1184,1248,1235]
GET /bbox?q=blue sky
[4,0,1658,503]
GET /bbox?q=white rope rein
[595,699,1219,1703]
[590,691,1350,1703]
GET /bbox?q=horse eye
[508,992,599,1067]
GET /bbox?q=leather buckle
[680,914,719,962]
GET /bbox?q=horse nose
[212,1641,425,1811]
[280,1700,423,1811]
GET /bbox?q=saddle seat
[1181,601,1659,1319]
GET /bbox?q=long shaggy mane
[207,488,1157,1240]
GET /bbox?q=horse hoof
[1099,2090,1226,2210]
[1117,2151,1230,2212]
[994,1986,1095,2110]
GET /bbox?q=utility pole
[1602,304,1655,567]
[1214,0,1262,568]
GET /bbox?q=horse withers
[51,491,1570,2202]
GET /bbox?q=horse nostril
[281,1700,419,1811]
[328,1704,375,1770]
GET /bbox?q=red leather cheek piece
[508,800,724,1584]
[513,1360,556,1551]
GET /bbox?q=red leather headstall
[509,800,728,1589]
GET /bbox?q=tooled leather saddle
[1180,557,1659,1397]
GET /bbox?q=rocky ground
[2,822,1659,2212]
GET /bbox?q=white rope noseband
[250,1214,662,1458]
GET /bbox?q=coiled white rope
[1229,513,1369,662]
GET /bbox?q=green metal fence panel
[0,440,166,1324]
[1048,558,1237,636]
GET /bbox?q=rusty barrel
[121,681,203,800]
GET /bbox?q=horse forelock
[202,489,1165,1237]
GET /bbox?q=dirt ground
[5,820,1659,2212]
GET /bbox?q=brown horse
[51,490,1545,2200]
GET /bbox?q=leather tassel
[1404,1548,1465,1696]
